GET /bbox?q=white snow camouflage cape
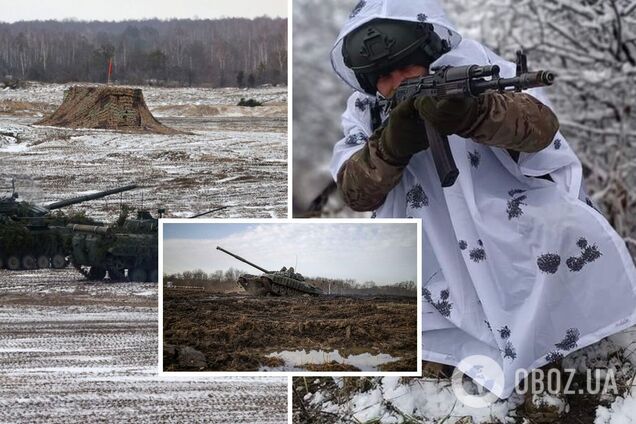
[330,0,636,398]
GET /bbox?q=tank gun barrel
[46,184,138,211]
[190,206,228,218]
[216,246,270,273]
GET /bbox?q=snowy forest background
[293,0,636,257]
[0,18,287,87]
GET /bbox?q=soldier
[329,0,636,401]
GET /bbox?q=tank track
[73,262,91,279]
[268,275,322,296]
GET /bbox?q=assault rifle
[381,51,556,187]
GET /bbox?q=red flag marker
[107,58,113,85]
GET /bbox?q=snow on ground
[0,82,287,220]
[297,326,636,423]
[0,81,287,108]
[265,349,400,372]
[595,389,636,424]
[0,269,287,423]
[303,376,518,423]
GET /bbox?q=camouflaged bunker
[216,246,323,296]
[0,183,137,270]
[35,86,180,134]
[68,209,160,282]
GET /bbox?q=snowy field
[0,269,287,423]
[0,82,287,221]
[295,329,636,423]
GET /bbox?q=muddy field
[0,82,287,220]
[0,269,287,423]
[163,291,417,372]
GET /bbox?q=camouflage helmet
[342,18,450,94]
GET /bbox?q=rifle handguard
[385,51,556,188]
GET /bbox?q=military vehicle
[0,182,137,270]
[68,208,159,282]
[216,246,324,296]
[69,205,229,282]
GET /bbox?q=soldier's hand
[414,96,479,136]
[375,98,429,165]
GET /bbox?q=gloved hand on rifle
[414,95,479,136]
[414,92,559,153]
[375,97,429,166]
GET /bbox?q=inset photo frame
[158,218,421,377]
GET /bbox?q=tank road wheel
[88,266,107,281]
[37,255,50,269]
[51,254,67,269]
[130,268,147,282]
[21,254,37,270]
[7,255,21,270]
[149,269,158,283]
[107,267,126,282]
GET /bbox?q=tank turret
[68,207,228,283]
[0,183,139,271]
[67,208,160,282]
[216,246,323,296]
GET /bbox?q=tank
[0,183,138,270]
[67,208,159,282]
[68,206,229,283]
[216,246,324,296]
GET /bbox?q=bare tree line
[0,18,287,87]
[163,268,417,296]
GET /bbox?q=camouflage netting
[35,86,181,134]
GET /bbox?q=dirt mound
[35,85,181,134]
[0,100,52,116]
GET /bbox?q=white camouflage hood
[330,0,636,400]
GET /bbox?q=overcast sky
[163,222,418,285]
[0,0,287,22]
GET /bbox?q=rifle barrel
[471,71,556,96]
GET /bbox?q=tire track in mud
[0,271,287,423]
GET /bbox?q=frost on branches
[448,0,636,256]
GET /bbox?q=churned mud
[162,291,418,372]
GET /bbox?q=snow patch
[263,349,400,371]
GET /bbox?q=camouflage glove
[414,95,480,136]
[375,98,429,166]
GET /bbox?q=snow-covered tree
[448,0,636,254]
